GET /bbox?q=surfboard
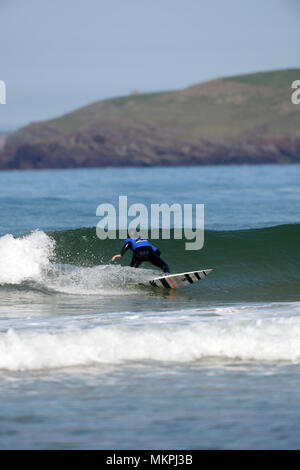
[139,269,213,289]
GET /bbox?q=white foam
[0,231,55,285]
[0,230,152,294]
[46,264,150,295]
[2,315,300,371]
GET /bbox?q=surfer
[111,230,170,273]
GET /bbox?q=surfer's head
[127,228,139,239]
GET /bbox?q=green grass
[107,90,171,107]
[13,68,300,143]
[224,68,300,88]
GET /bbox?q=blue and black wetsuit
[120,237,170,273]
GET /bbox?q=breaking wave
[0,224,299,301]
[1,309,300,371]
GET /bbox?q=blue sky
[0,0,299,130]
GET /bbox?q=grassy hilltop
[1,68,300,169]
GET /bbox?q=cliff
[1,68,300,169]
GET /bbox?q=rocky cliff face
[1,69,300,169]
[0,134,8,150]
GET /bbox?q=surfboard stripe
[185,274,194,284]
[194,272,201,280]
[160,278,171,288]
[150,280,158,287]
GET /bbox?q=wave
[0,231,55,285]
[0,224,299,301]
[2,309,300,371]
[48,223,300,272]
[0,230,157,297]
[50,224,300,301]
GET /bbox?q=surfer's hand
[112,254,121,261]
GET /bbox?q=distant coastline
[0,68,299,170]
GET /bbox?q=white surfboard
[140,269,213,289]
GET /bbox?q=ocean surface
[0,164,300,450]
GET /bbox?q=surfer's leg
[131,247,170,272]
[149,253,170,273]
[130,254,143,268]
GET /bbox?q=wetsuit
[120,237,170,273]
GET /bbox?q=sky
[0,0,299,130]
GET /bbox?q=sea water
[0,164,300,450]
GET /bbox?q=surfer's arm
[111,241,132,261]
[119,241,132,256]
